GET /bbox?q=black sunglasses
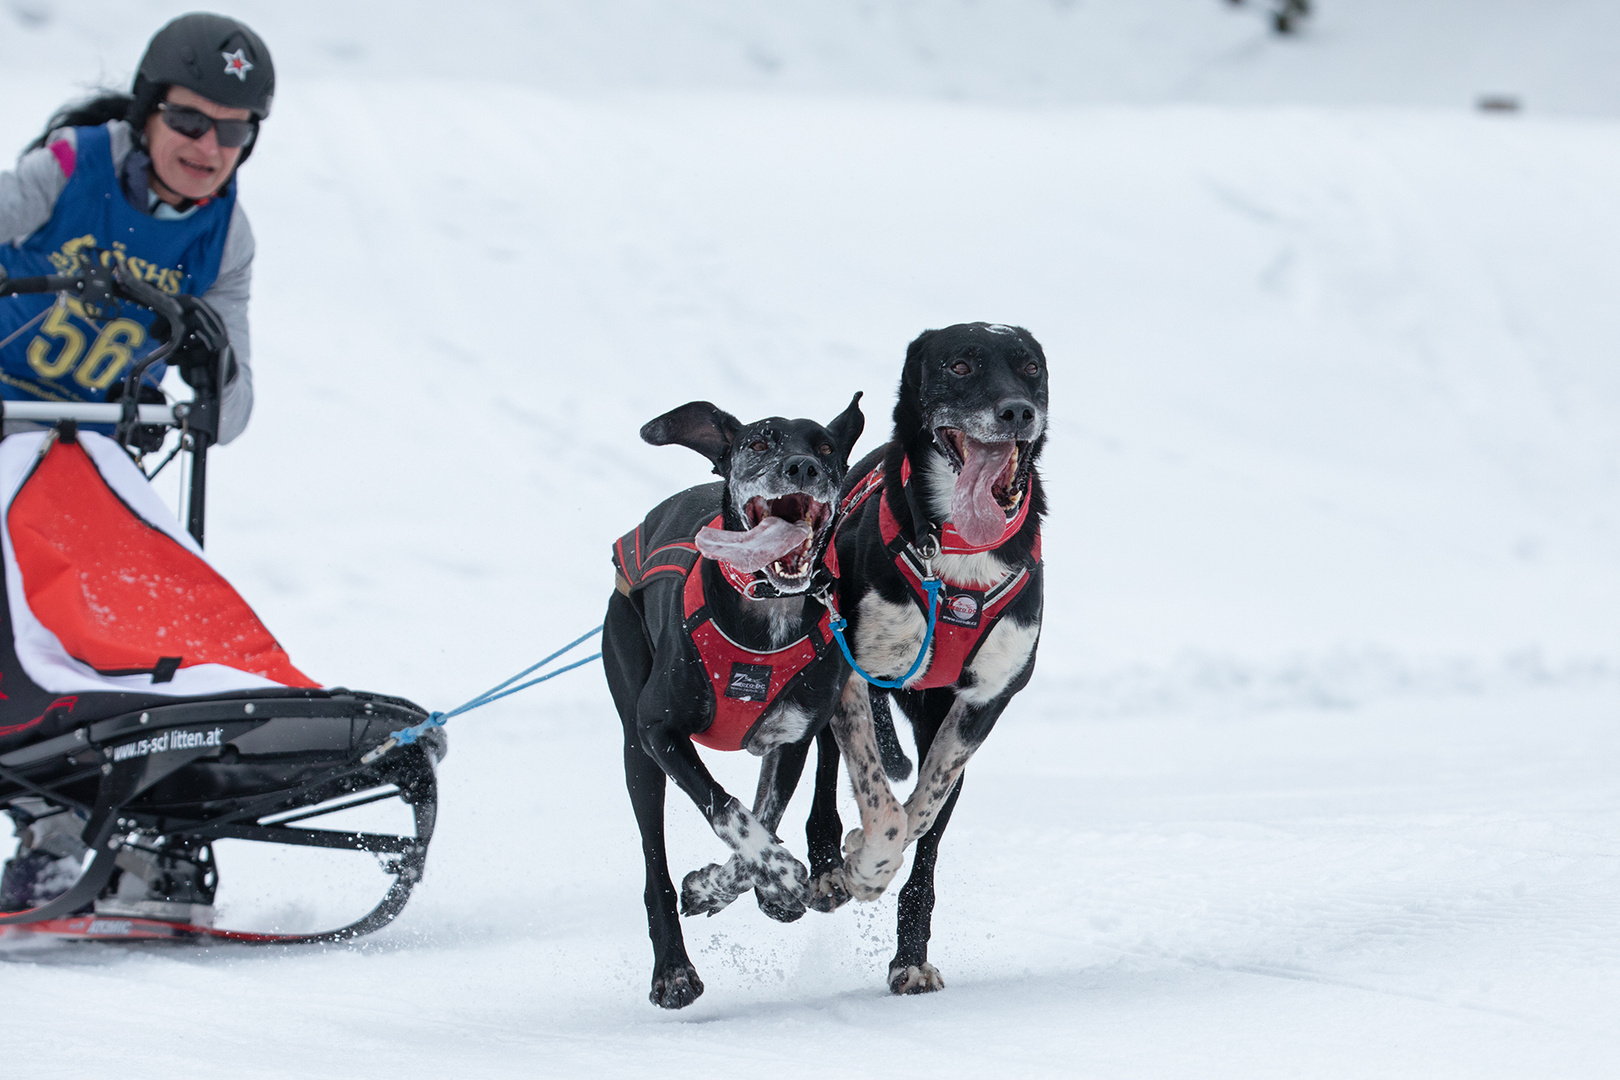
[157,103,257,149]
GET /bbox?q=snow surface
[2,2,1619,1077]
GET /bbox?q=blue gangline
[366,625,603,761]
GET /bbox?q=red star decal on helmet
[221,48,254,81]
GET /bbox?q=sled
[0,257,440,944]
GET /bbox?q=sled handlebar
[0,272,75,295]
[0,400,184,426]
[0,262,185,328]
[0,260,215,546]
[0,262,192,431]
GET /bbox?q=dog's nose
[996,397,1039,437]
[783,455,820,482]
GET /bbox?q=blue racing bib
[0,123,236,403]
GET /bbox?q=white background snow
[2,1,1618,1076]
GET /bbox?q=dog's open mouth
[695,492,833,589]
[743,493,831,581]
[935,427,1028,514]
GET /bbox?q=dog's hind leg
[871,687,913,782]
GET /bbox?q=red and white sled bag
[1,430,317,696]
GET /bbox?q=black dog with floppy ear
[603,393,862,1009]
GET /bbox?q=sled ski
[0,688,440,943]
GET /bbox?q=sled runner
[0,258,440,944]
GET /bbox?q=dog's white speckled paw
[749,854,810,921]
[840,827,903,901]
[888,962,945,995]
[680,860,742,917]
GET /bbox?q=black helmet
[130,12,275,129]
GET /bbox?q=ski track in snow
[2,3,1620,1077]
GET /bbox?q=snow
[3,2,1619,1077]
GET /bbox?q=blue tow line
[363,569,940,764]
[826,578,941,690]
[361,625,603,764]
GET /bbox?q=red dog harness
[836,459,1040,690]
[614,507,834,751]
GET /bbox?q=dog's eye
[750,440,769,452]
[950,361,971,376]
[1023,361,1040,376]
[818,443,833,455]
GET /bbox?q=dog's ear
[825,391,864,469]
[894,328,939,436]
[901,328,939,393]
[640,401,742,474]
[1012,325,1046,363]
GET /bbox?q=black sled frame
[0,260,439,943]
[0,690,439,943]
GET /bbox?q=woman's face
[143,85,252,203]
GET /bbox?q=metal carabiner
[913,532,941,580]
[812,581,841,620]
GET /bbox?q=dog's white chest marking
[742,595,805,648]
[854,593,931,685]
[958,617,1039,706]
[934,550,1012,589]
[743,702,814,755]
[852,552,1029,692]
[735,596,817,755]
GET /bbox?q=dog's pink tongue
[695,516,813,572]
[950,436,1016,547]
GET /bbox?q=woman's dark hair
[23,90,138,157]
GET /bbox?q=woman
[0,12,273,918]
[0,11,273,446]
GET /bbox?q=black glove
[152,295,230,389]
[104,380,169,454]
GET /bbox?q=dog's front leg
[638,724,811,921]
[903,620,1034,845]
[682,742,813,923]
[822,673,908,903]
[901,697,986,845]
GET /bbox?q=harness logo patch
[725,663,773,702]
[939,588,985,629]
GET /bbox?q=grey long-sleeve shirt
[0,121,254,443]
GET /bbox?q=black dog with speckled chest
[603,395,862,1009]
[697,323,1049,996]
